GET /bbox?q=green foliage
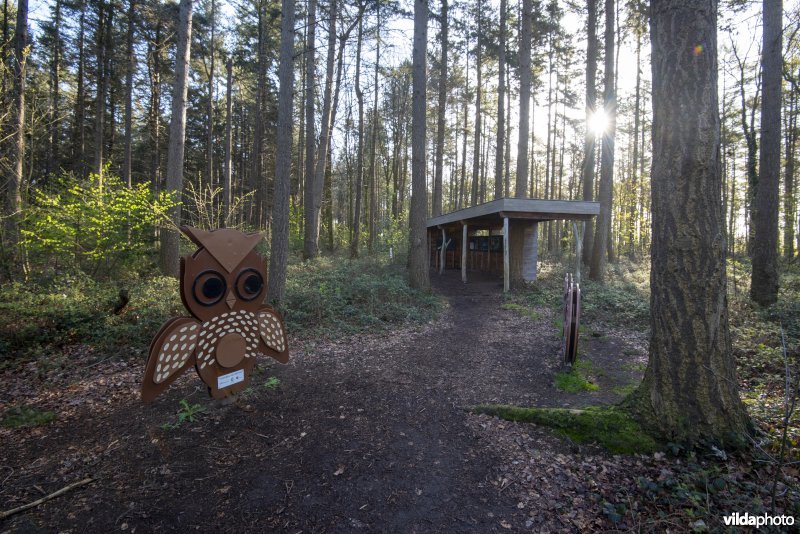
[20,172,177,278]
[500,302,542,321]
[162,399,206,430]
[264,376,280,389]
[1,405,56,428]
[475,405,659,454]
[555,361,600,393]
[0,273,180,363]
[283,255,441,337]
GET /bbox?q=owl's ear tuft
[180,226,212,249]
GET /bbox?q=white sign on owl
[141,226,289,402]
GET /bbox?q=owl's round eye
[235,268,263,301]
[192,270,227,306]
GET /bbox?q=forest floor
[1,265,798,532]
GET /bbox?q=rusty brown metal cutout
[141,227,290,403]
[562,274,581,366]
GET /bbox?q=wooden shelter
[427,198,600,292]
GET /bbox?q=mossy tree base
[474,404,659,455]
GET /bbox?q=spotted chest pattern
[259,312,286,352]
[154,323,200,384]
[196,310,260,370]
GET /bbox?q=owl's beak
[225,290,236,309]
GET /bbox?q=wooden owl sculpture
[141,226,289,402]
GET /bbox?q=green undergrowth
[1,255,442,367]
[282,255,442,338]
[555,359,600,392]
[475,404,659,454]
[500,302,542,321]
[0,271,182,365]
[1,405,56,428]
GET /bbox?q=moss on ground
[1,405,56,428]
[554,368,599,393]
[474,404,659,454]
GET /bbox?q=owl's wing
[257,305,289,363]
[141,317,202,402]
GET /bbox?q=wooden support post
[462,223,468,283]
[486,228,491,271]
[503,217,510,292]
[440,227,446,275]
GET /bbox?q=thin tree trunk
[516,0,531,198]
[432,0,448,216]
[93,0,107,182]
[223,58,233,225]
[206,0,215,207]
[308,0,340,259]
[122,0,135,187]
[628,28,641,258]
[589,0,615,281]
[784,80,797,259]
[751,0,782,306]
[350,10,365,258]
[581,0,597,263]
[4,0,27,254]
[409,0,429,289]
[367,6,380,252]
[74,2,86,178]
[159,0,193,276]
[48,0,62,180]
[302,0,319,258]
[471,2,482,207]
[460,51,469,208]
[494,0,505,200]
[268,0,295,304]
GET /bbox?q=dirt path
[1,271,645,532]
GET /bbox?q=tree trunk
[48,0,62,180]
[460,52,469,208]
[367,7,380,252]
[409,0,429,289]
[75,2,86,178]
[784,80,797,259]
[122,0,135,187]
[308,0,340,259]
[751,0,782,306]
[432,0,448,216]
[223,58,233,225]
[589,0,614,282]
[351,11,365,258]
[93,0,107,182]
[628,28,641,258]
[4,0,27,254]
[206,0,216,210]
[470,1,482,206]
[732,44,759,257]
[494,0,506,200]
[159,0,193,276]
[628,0,751,446]
[581,0,597,263]
[516,0,531,198]
[268,0,295,304]
[302,0,319,258]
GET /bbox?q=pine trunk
[268,0,295,304]
[750,0,782,306]
[159,0,193,276]
[629,0,751,446]
[409,0,429,290]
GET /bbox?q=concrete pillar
[522,222,538,282]
[503,217,510,292]
[462,223,468,283]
